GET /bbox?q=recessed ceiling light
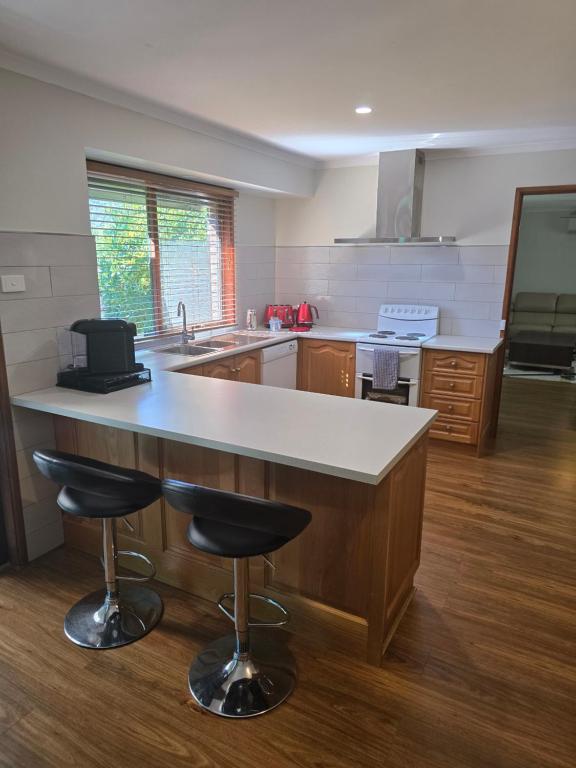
[355,106,372,115]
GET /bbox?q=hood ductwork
[335,149,456,244]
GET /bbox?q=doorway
[496,185,576,439]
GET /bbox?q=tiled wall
[0,232,100,560]
[276,244,508,336]
[235,245,275,327]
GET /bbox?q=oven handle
[356,374,418,386]
[356,344,420,357]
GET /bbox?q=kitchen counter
[140,326,369,374]
[422,335,504,354]
[12,347,435,485]
[11,325,436,666]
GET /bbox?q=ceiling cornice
[0,48,323,171]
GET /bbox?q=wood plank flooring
[0,377,574,767]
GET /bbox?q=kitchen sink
[194,340,235,349]
[158,344,216,356]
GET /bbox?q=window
[87,161,236,338]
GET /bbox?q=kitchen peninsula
[12,341,436,666]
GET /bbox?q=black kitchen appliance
[57,319,151,393]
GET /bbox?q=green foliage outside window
[89,188,212,336]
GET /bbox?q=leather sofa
[509,293,576,337]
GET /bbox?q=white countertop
[422,335,504,354]
[11,328,436,485]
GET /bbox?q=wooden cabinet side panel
[268,464,374,617]
[366,435,428,664]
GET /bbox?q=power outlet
[1,274,26,293]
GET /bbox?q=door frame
[0,331,28,566]
[491,183,576,437]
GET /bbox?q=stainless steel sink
[158,344,215,356]
[194,340,235,349]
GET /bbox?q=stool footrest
[101,550,156,582]
[218,592,290,627]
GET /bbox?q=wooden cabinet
[420,348,499,455]
[235,351,261,384]
[179,351,261,384]
[298,339,355,397]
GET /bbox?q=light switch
[2,275,26,293]
[1,274,26,293]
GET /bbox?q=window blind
[87,161,236,338]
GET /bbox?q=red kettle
[296,302,319,327]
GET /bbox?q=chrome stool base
[64,585,163,649]
[188,634,296,718]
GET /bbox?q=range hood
[335,149,456,244]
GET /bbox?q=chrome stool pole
[188,557,297,717]
[64,518,163,650]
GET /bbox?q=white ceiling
[1,0,576,161]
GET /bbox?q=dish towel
[373,347,400,391]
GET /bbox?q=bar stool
[33,448,163,649]
[162,479,311,718]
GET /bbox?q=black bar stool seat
[34,449,163,650]
[163,479,311,718]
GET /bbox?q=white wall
[275,166,378,246]
[0,67,315,234]
[0,68,288,561]
[423,150,576,245]
[275,149,576,246]
[512,210,576,294]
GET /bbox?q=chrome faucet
[177,301,194,343]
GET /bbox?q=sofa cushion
[556,294,576,314]
[513,292,558,312]
[509,322,553,337]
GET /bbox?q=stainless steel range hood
[335,149,455,244]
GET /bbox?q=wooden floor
[0,378,575,768]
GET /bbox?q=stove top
[360,304,439,347]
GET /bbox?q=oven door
[355,344,421,406]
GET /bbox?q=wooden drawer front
[421,394,481,422]
[423,371,483,399]
[430,417,478,444]
[179,365,204,376]
[424,350,485,376]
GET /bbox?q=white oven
[355,344,422,407]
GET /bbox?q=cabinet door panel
[202,360,235,380]
[423,371,483,399]
[298,340,355,397]
[179,365,204,376]
[424,350,486,376]
[235,351,261,384]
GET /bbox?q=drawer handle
[450,361,456,367]
[449,382,455,389]
[447,404,454,412]
[446,425,453,432]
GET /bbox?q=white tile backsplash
[50,265,99,296]
[421,265,494,283]
[390,246,459,265]
[275,244,507,335]
[0,267,52,301]
[329,246,390,264]
[3,328,58,365]
[1,231,101,562]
